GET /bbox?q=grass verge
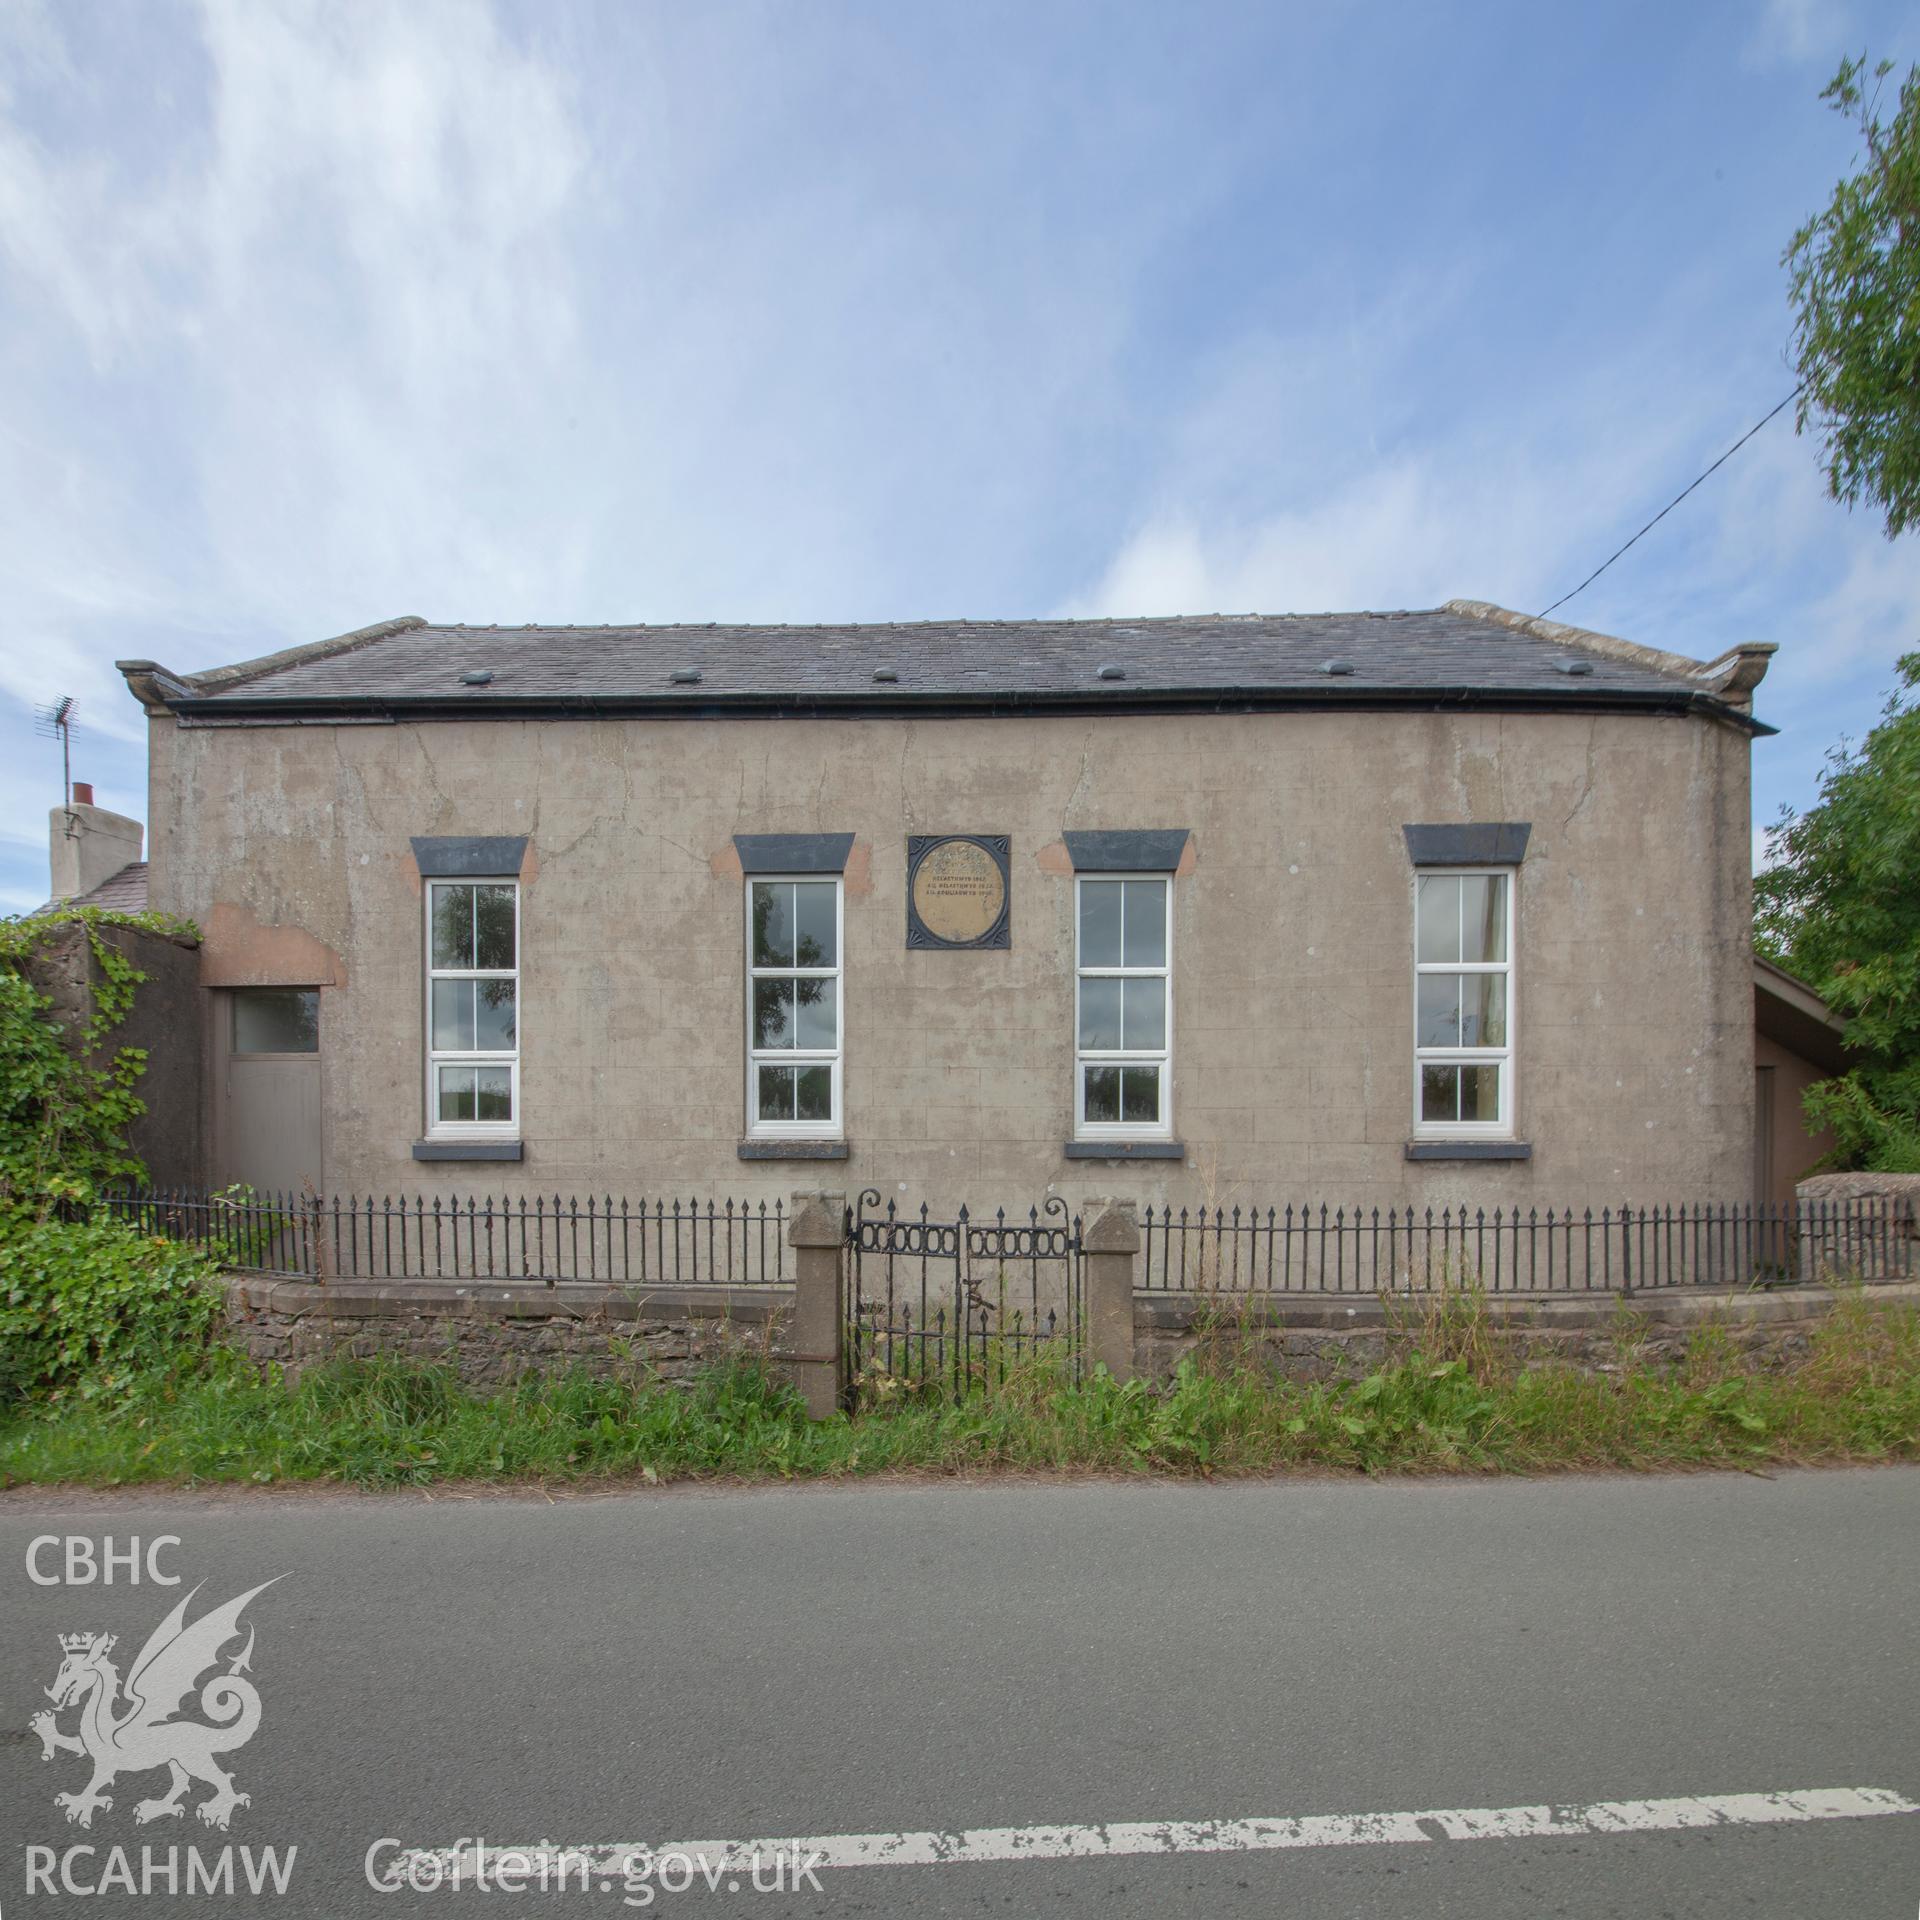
[2,1294,1916,1490]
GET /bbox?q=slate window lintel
[410,835,530,877]
[1063,829,1190,873]
[1401,823,1531,867]
[734,833,856,875]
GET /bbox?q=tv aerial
[33,696,77,806]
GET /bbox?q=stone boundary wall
[226,1269,1920,1396]
[226,1277,792,1387]
[1797,1173,1920,1283]
[1133,1282,1920,1383]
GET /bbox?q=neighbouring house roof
[31,861,150,918]
[1754,955,1852,1075]
[117,602,1776,731]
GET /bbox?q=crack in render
[333,728,385,834]
[412,725,455,824]
[1562,718,1599,828]
[1061,726,1095,824]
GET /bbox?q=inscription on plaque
[906,836,1011,950]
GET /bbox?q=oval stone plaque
[906,836,1011,949]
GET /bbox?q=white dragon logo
[30,1577,283,1831]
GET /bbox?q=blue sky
[1,0,1915,914]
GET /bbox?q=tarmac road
[4,1469,1918,1917]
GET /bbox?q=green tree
[1756,653,1920,1170]
[1785,56,1920,537]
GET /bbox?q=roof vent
[1319,658,1357,677]
[670,668,703,685]
[1097,663,1126,681]
[872,667,898,683]
[1552,657,1595,677]
[460,670,494,687]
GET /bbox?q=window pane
[752,882,794,967]
[437,1064,477,1122]
[431,884,474,968]
[1122,977,1166,1049]
[232,988,318,1054]
[1416,974,1460,1048]
[1083,1064,1120,1124]
[758,1064,797,1121]
[431,979,475,1050]
[794,883,837,968]
[753,978,795,1049]
[1120,1065,1160,1124]
[1420,1063,1459,1124]
[795,976,838,1050]
[474,885,516,970]
[1078,977,1122,1050]
[1460,875,1506,964]
[1122,881,1167,968]
[1416,876,1460,964]
[475,979,517,1051]
[796,1065,832,1121]
[475,1066,512,1122]
[1079,882,1122,967]
[1461,1063,1501,1121]
[1461,975,1507,1048]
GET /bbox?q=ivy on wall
[0,907,219,1404]
[0,906,198,1206]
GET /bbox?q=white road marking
[407,1785,1917,1882]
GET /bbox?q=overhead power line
[1536,386,1803,620]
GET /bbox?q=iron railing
[95,1189,791,1287]
[91,1187,1918,1297]
[1141,1197,1918,1295]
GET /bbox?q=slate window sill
[413,1139,524,1163]
[737,1139,851,1162]
[1062,1140,1186,1162]
[1403,1141,1532,1162]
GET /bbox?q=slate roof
[32,861,149,917]
[119,602,1775,730]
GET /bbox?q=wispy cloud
[1746,0,1849,68]
[0,0,602,885]
[2,0,592,632]
[1,0,1914,921]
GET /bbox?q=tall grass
[2,1294,1915,1489]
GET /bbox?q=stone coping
[225,1276,791,1322]
[1134,1282,1920,1333]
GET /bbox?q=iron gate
[846,1191,1083,1399]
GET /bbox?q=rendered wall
[147,705,1755,1213]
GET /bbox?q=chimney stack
[49,789,143,904]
